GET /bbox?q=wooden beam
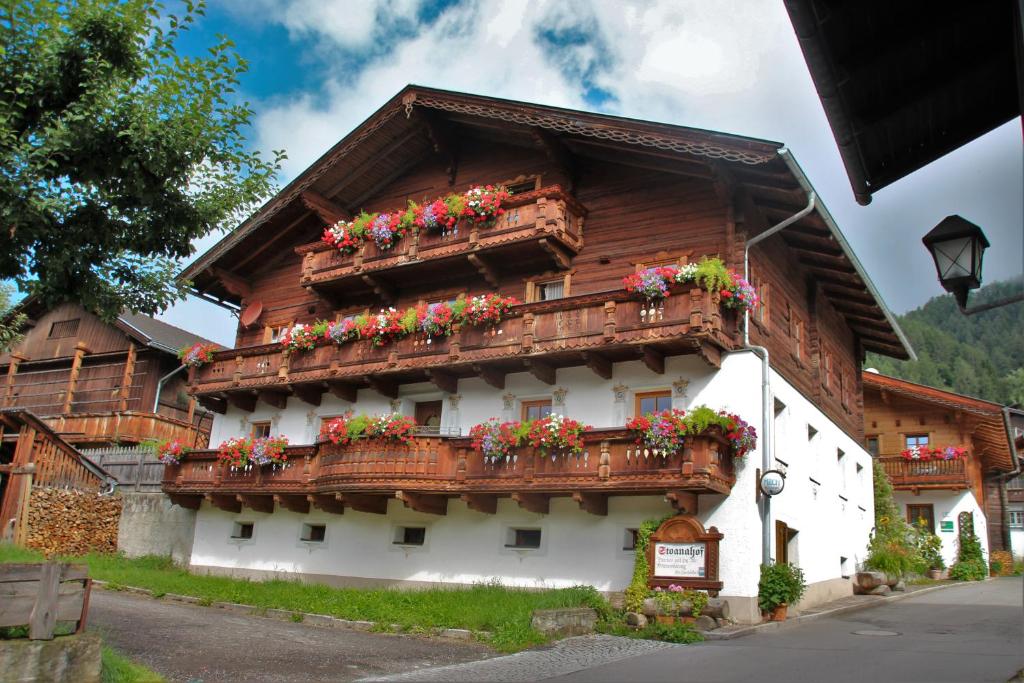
[196,395,227,415]
[300,190,350,225]
[467,253,499,287]
[641,346,665,375]
[274,494,310,514]
[460,493,498,514]
[572,492,608,516]
[511,492,550,514]
[326,126,426,198]
[327,381,359,403]
[582,352,612,380]
[258,390,289,410]
[395,491,448,516]
[782,235,845,258]
[472,365,505,390]
[167,494,202,510]
[237,494,274,514]
[339,493,388,515]
[427,369,458,395]
[532,127,576,192]
[666,491,698,515]
[364,375,398,399]
[291,384,323,407]
[524,359,556,385]
[569,138,716,179]
[206,494,241,513]
[345,144,434,210]
[307,494,345,515]
[799,257,857,274]
[226,392,257,413]
[211,268,253,300]
[696,342,722,369]
[417,108,460,186]
[538,238,572,269]
[361,274,395,304]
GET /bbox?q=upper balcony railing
[189,286,738,403]
[161,428,736,512]
[878,456,969,490]
[294,186,586,292]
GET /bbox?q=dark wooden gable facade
[181,86,910,442]
[0,301,213,448]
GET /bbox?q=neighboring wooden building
[164,86,911,622]
[862,371,1018,565]
[1,300,215,449]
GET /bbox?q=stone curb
[702,580,973,640]
[90,580,483,641]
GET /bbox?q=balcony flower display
[626,405,757,458]
[328,317,362,344]
[155,439,188,465]
[366,413,417,444]
[622,256,759,313]
[900,445,967,461]
[527,414,590,458]
[461,185,511,225]
[250,435,290,466]
[462,294,520,327]
[417,301,458,339]
[414,198,457,233]
[216,437,253,469]
[322,219,363,255]
[280,322,328,352]
[469,419,528,463]
[178,342,218,368]
[366,308,415,347]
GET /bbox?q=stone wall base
[0,633,101,683]
[118,492,196,565]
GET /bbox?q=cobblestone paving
[360,635,681,682]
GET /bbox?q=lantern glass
[929,236,976,282]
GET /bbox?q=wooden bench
[0,563,92,640]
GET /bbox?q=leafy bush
[645,620,704,644]
[915,524,945,570]
[989,560,1003,576]
[757,563,806,612]
[950,521,987,581]
[864,461,924,576]
[949,559,987,581]
[624,516,672,612]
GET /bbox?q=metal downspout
[153,364,187,413]
[733,148,817,565]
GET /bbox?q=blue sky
[147,0,1021,346]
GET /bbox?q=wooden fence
[78,445,163,492]
[0,563,91,640]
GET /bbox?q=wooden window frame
[264,322,293,345]
[499,173,542,195]
[792,319,805,363]
[905,433,930,449]
[754,279,771,331]
[906,504,935,534]
[47,318,81,339]
[634,250,692,272]
[506,528,542,549]
[251,421,272,439]
[300,523,327,543]
[865,435,879,457]
[634,390,672,417]
[526,273,572,303]
[521,399,553,421]
[823,352,834,393]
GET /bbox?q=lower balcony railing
[162,430,735,515]
[878,456,969,490]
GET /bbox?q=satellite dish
[240,300,263,328]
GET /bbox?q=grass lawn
[101,646,164,683]
[0,544,606,652]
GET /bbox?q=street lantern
[921,215,990,311]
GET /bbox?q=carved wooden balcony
[44,411,209,448]
[878,456,970,491]
[294,186,586,301]
[189,288,738,413]
[162,430,735,515]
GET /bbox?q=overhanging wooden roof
[181,85,912,359]
[784,0,1021,205]
[863,371,1016,471]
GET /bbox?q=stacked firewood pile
[25,487,123,556]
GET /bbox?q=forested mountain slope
[865,278,1024,405]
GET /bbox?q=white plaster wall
[1010,527,1023,559]
[892,490,989,568]
[768,370,875,585]
[198,352,870,600]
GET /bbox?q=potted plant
[758,562,806,621]
[917,528,945,579]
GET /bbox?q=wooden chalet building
[0,300,214,449]
[164,86,912,622]
[862,371,1019,566]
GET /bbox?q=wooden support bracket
[473,364,506,390]
[364,375,398,399]
[427,369,459,395]
[206,494,241,513]
[641,346,665,375]
[291,384,324,407]
[327,381,359,403]
[396,491,448,516]
[696,342,721,369]
[532,127,577,193]
[258,390,290,410]
[361,274,395,303]
[467,253,499,288]
[167,494,202,510]
[237,494,274,514]
[538,238,572,269]
[524,359,556,385]
[582,352,612,380]
[665,490,698,515]
[301,190,350,225]
[274,494,310,514]
[307,494,345,515]
[197,395,227,415]
[339,493,388,515]
[572,491,608,516]
[511,492,550,514]
[460,493,498,514]
[226,392,257,413]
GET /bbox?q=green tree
[0,0,283,319]
[0,282,26,351]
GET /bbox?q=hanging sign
[647,515,724,595]
[759,469,786,497]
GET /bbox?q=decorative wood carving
[338,493,387,515]
[524,359,556,385]
[641,346,665,375]
[197,395,227,415]
[361,274,395,303]
[582,352,612,380]
[237,494,274,514]
[301,190,350,225]
[168,493,202,510]
[274,494,310,514]
[538,238,572,269]
[308,494,345,515]
[258,390,289,410]
[461,493,497,514]
[427,369,458,395]
[467,253,499,287]
[512,492,549,514]
[532,127,576,192]
[572,491,607,516]
[206,494,241,513]
[473,365,505,390]
[211,268,253,300]
[647,515,724,595]
[226,392,257,413]
[364,376,398,399]
[291,384,323,407]
[665,491,698,515]
[327,381,359,403]
[396,491,448,516]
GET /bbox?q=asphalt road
[87,589,493,683]
[553,578,1024,683]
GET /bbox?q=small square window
[623,528,639,551]
[231,522,254,540]
[251,422,271,439]
[301,524,326,543]
[506,528,541,549]
[865,436,879,456]
[905,434,929,449]
[47,319,80,339]
[536,280,564,301]
[394,526,426,546]
[522,399,553,421]
[635,391,672,417]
